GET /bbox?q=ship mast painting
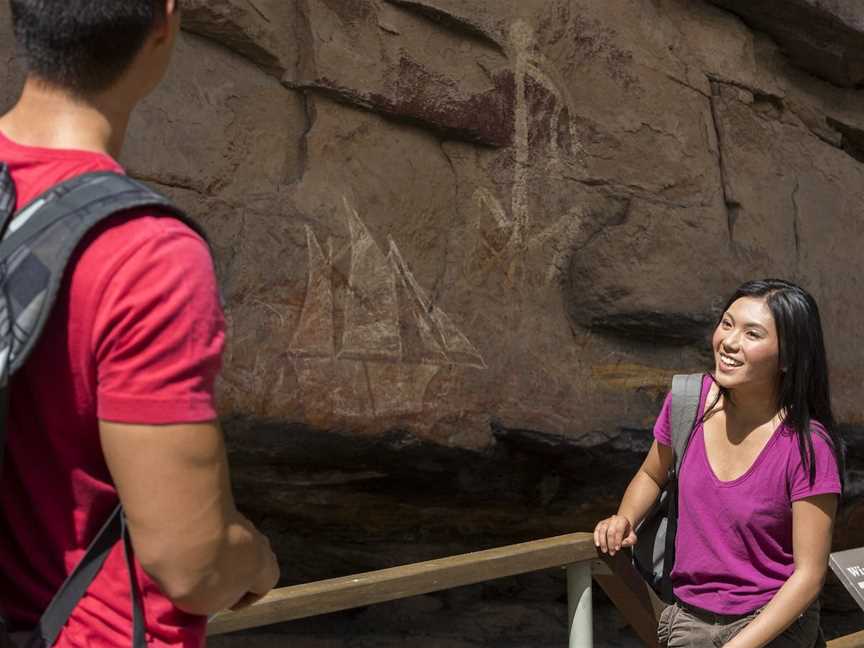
[473,20,583,276]
[290,200,486,419]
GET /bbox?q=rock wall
[3,1,864,645]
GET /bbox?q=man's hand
[229,528,280,611]
[593,514,637,556]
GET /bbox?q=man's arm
[100,419,280,616]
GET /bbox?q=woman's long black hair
[711,279,845,492]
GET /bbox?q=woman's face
[712,296,781,392]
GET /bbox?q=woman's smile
[718,351,744,371]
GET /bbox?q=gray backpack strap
[0,165,15,230]
[669,373,704,475]
[0,170,205,383]
[28,506,124,648]
[633,373,707,603]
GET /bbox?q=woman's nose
[722,332,741,351]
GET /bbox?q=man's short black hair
[9,1,170,96]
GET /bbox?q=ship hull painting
[290,200,486,420]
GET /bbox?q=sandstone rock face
[180,0,299,78]
[707,0,864,87]
[0,6,23,112]
[286,0,513,145]
[3,0,864,644]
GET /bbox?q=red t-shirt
[0,132,225,646]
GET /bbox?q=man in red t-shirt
[0,1,280,646]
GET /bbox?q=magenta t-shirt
[653,374,841,615]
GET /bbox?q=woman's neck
[723,380,781,432]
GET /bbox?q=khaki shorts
[657,600,824,648]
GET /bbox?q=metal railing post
[567,562,593,648]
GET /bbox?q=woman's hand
[593,514,637,556]
[592,441,671,557]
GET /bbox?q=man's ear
[152,0,180,45]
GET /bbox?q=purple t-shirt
[653,374,841,614]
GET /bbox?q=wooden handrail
[208,532,597,636]
[207,535,864,647]
[826,630,864,648]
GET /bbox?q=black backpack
[0,164,206,647]
[632,373,703,603]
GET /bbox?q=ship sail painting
[290,200,486,419]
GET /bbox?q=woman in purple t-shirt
[594,279,844,648]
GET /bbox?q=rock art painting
[290,200,485,419]
[473,20,585,284]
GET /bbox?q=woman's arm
[594,440,673,556]
[722,493,838,648]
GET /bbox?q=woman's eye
[746,331,761,339]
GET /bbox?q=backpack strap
[0,170,206,384]
[29,506,124,648]
[657,373,705,601]
[669,373,704,475]
[122,517,147,648]
[0,164,15,234]
[0,165,17,472]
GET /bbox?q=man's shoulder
[76,211,212,293]
[91,209,205,247]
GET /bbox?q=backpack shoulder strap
[31,506,124,647]
[669,373,704,475]
[0,169,207,382]
[29,507,146,648]
[0,164,15,234]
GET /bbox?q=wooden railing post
[567,562,593,647]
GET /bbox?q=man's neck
[0,78,131,158]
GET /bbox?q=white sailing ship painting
[290,200,486,419]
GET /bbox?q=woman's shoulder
[775,420,841,467]
[806,419,837,449]
[778,419,841,471]
[779,418,832,440]
[781,419,843,498]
